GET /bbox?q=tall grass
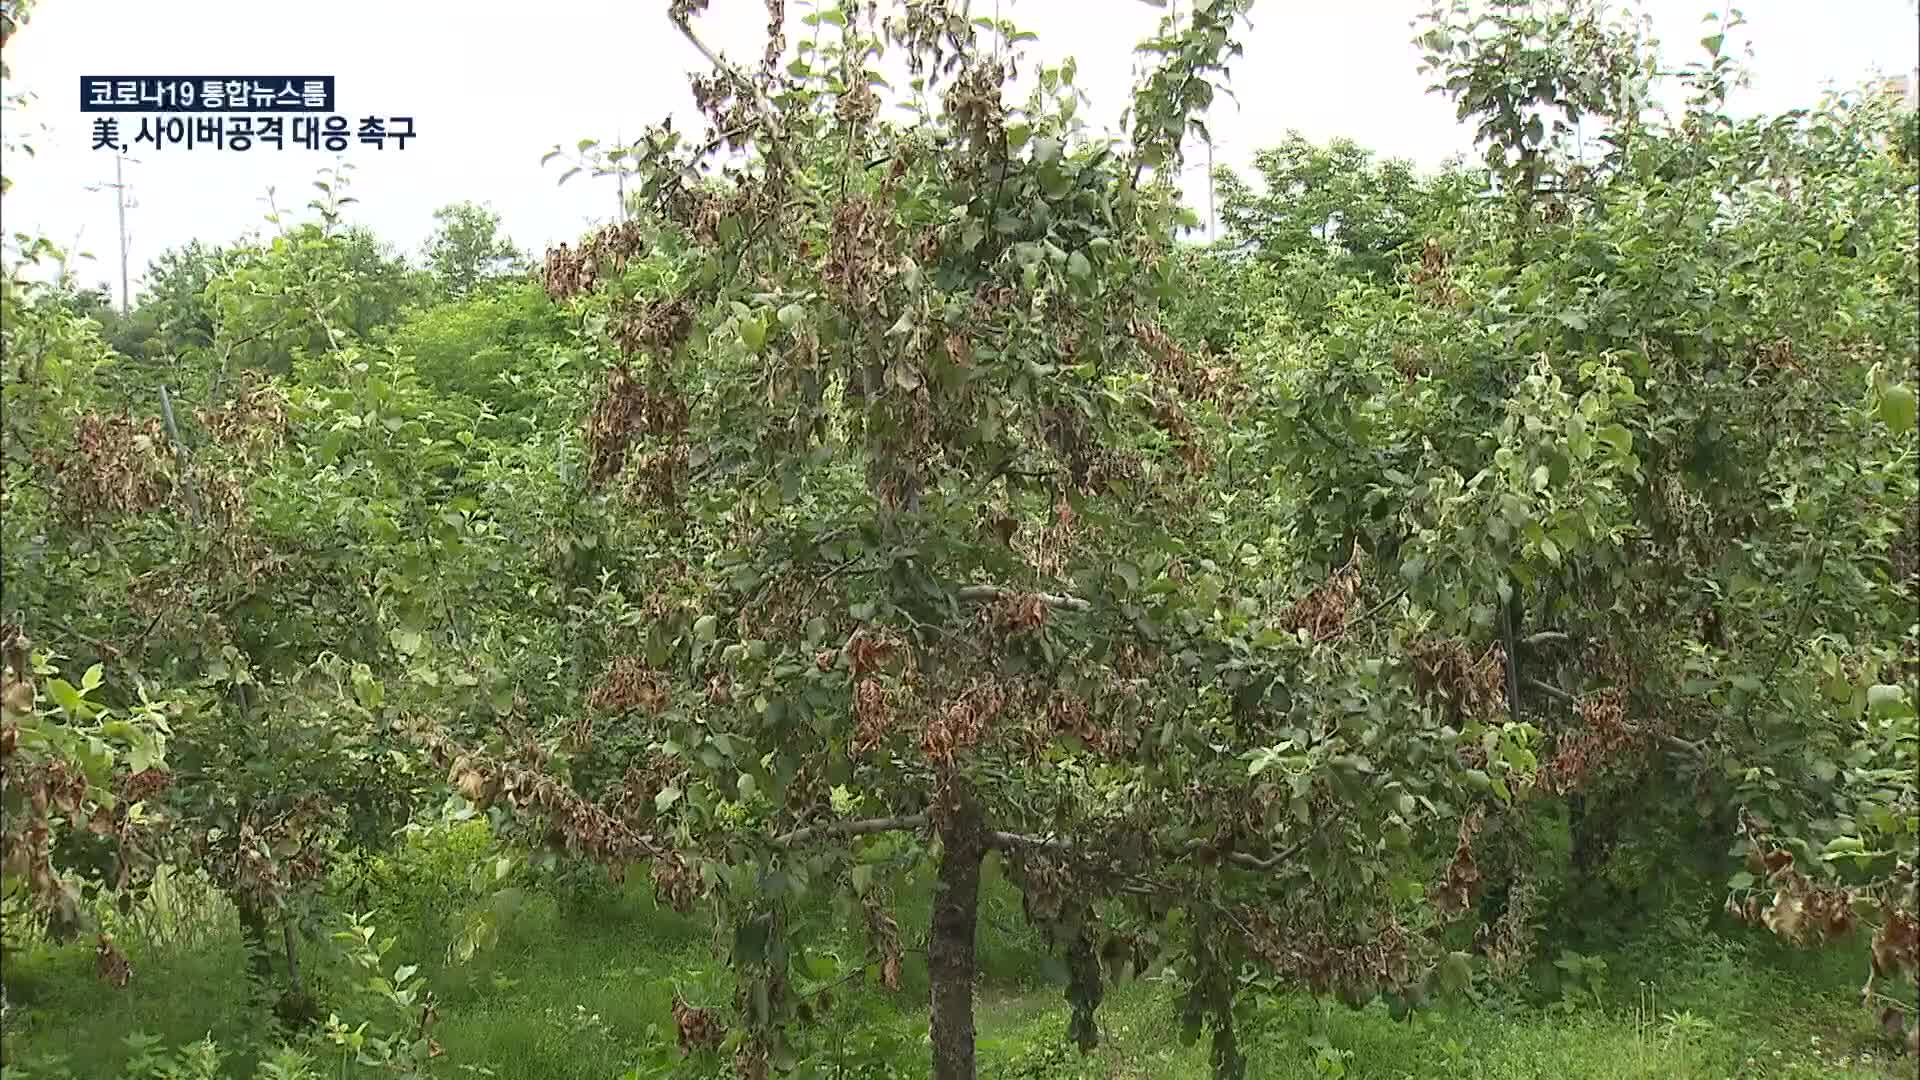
[1,851,1910,1079]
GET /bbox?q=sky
[1,0,1916,302]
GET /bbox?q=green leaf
[1067,250,1091,280]
[1438,951,1473,995]
[1867,684,1912,718]
[390,629,424,656]
[737,772,758,801]
[128,735,161,774]
[1727,870,1754,889]
[352,667,385,709]
[47,678,83,715]
[1539,536,1561,565]
[1878,383,1916,434]
[1596,424,1633,455]
[740,314,769,352]
[80,664,103,692]
[693,614,719,642]
[655,785,682,813]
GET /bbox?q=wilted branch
[670,12,799,177]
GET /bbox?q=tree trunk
[929,809,984,1080]
[272,911,321,1029]
[43,895,85,944]
[237,896,273,984]
[1065,924,1104,1052]
[281,917,303,996]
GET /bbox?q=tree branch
[1221,837,1310,872]
[984,830,1075,854]
[985,829,1310,872]
[1525,676,1706,759]
[801,554,879,610]
[954,585,1091,612]
[1345,587,1408,631]
[774,813,929,848]
[48,621,122,662]
[1526,677,1576,705]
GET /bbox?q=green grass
[2,857,1910,1080]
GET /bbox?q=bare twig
[1740,526,1831,730]
[125,610,166,660]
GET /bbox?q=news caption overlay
[82,77,415,153]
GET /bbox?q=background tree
[1212,133,1431,282]
[421,201,526,302]
[128,240,235,360]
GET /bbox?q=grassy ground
[1,853,1910,1079]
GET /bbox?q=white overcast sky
[1,1,1915,299]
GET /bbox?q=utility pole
[1207,137,1216,243]
[86,150,138,315]
[113,152,129,313]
